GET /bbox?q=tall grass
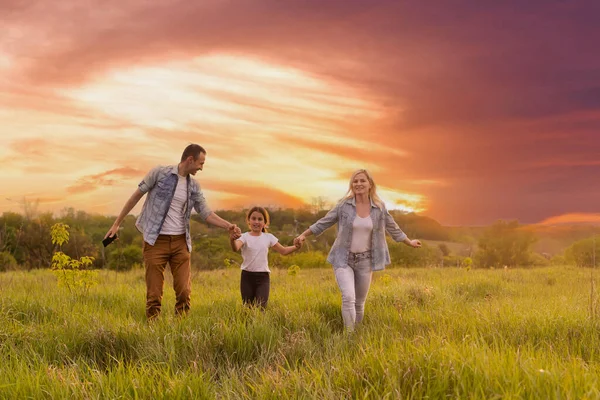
[1,266,599,398]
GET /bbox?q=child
[229,206,300,309]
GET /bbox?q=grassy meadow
[1,265,600,399]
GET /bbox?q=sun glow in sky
[1,1,599,226]
[1,53,422,217]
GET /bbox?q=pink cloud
[66,167,145,194]
[1,0,598,225]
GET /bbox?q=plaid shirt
[135,165,212,252]
[309,197,407,271]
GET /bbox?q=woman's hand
[408,239,422,248]
[293,235,306,247]
[403,237,421,248]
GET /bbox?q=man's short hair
[181,144,206,161]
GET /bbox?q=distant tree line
[0,205,598,272]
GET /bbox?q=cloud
[280,136,407,161]
[201,180,307,210]
[6,1,600,133]
[1,0,599,224]
[537,213,600,226]
[2,131,163,174]
[66,167,145,194]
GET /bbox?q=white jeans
[334,256,373,331]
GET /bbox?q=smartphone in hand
[102,234,118,247]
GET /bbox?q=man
[104,144,241,319]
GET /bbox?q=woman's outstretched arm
[294,204,340,246]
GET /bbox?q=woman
[294,169,421,331]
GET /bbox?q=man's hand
[104,224,120,240]
[228,224,241,239]
[229,228,240,241]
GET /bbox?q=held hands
[293,235,305,248]
[228,224,242,240]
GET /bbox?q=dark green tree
[565,237,599,267]
[475,220,537,268]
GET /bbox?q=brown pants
[143,234,191,319]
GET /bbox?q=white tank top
[350,215,373,253]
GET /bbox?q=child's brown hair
[246,206,270,233]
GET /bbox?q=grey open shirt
[309,198,407,271]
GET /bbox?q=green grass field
[1,266,600,399]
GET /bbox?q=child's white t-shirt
[239,232,279,273]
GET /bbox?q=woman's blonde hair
[341,169,384,208]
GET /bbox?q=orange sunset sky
[1,1,599,226]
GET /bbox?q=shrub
[565,237,600,267]
[529,252,551,267]
[474,220,537,268]
[192,236,232,270]
[108,244,143,271]
[442,255,464,268]
[0,251,18,272]
[287,265,300,276]
[388,240,440,267]
[50,223,98,294]
[462,257,473,270]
